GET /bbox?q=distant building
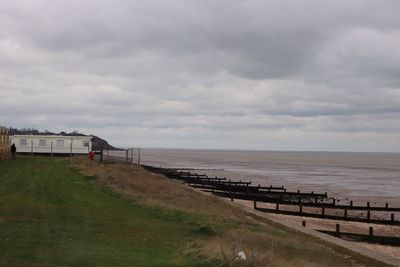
[10,135,93,155]
[0,126,10,160]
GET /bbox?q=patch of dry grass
[70,157,250,220]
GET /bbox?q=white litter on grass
[237,251,246,261]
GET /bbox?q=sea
[108,149,400,206]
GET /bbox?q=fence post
[106,147,109,161]
[125,149,128,164]
[350,200,353,207]
[31,140,33,155]
[369,227,374,239]
[276,203,279,211]
[322,207,325,216]
[51,141,53,157]
[253,200,256,209]
[302,220,306,227]
[336,224,340,237]
[367,211,371,222]
[131,148,134,164]
[299,205,303,214]
[391,213,395,222]
[229,181,233,201]
[100,148,103,163]
[344,209,347,220]
[138,148,141,165]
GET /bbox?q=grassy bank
[0,156,388,266]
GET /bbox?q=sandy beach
[231,198,400,260]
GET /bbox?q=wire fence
[93,148,141,165]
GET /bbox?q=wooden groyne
[143,165,400,227]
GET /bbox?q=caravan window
[56,140,65,147]
[20,139,28,146]
[83,141,90,147]
[39,140,47,147]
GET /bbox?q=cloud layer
[1,0,400,151]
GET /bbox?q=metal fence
[94,148,141,165]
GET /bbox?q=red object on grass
[89,151,95,161]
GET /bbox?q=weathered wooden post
[369,227,374,239]
[138,148,141,165]
[100,148,103,163]
[350,200,353,207]
[50,141,53,157]
[125,149,128,164]
[131,148,134,164]
[31,140,34,155]
[391,213,395,222]
[106,147,109,161]
[229,180,233,201]
[253,200,256,209]
[344,209,347,220]
[385,203,389,209]
[322,207,325,216]
[333,198,336,206]
[276,203,279,211]
[302,220,306,227]
[336,224,340,237]
[367,202,370,208]
[299,205,303,214]
[367,210,371,222]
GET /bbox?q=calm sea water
[109,149,400,204]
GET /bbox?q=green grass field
[0,156,388,267]
[0,157,214,266]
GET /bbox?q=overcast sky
[1,1,400,152]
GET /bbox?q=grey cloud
[1,1,400,151]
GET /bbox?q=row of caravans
[8,134,93,155]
